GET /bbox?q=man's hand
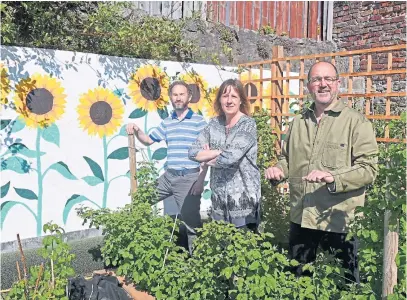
[191,180,204,196]
[264,166,284,181]
[126,123,140,135]
[302,170,334,183]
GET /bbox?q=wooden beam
[366,54,372,115]
[128,134,137,194]
[238,44,406,66]
[247,91,407,100]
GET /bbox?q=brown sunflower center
[140,77,161,101]
[25,88,54,115]
[188,84,201,103]
[90,101,113,125]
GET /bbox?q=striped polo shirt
[149,109,207,170]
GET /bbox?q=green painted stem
[36,128,43,236]
[145,115,152,161]
[102,135,108,208]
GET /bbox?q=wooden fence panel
[238,44,407,148]
[131,1,324,40]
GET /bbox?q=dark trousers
[288,222,360,284]
[157,170,202,255]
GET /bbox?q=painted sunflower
[179,72,208,113]
[240,72,262,108]
[14,73,66,128]
[1,62,11,106]
[77,87,124,138]
[128,65,169,112]
[203,87,219,118]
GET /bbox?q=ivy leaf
[222,267,233,279]
[14,187,38,200]
[370,230,378,242]
[82,176,104,186]
[107,147,129,160]
[48,162,77,180]
[248,261,260,270]
[1,182,10,198]
[83,156,104,181]
[41,123,60,147]
[152,147,167,161]
[129,108,147,119]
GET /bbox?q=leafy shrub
[6,222,75,300]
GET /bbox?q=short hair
[214,79,251,116]
[168,81,192,97]
[307,61,339,81]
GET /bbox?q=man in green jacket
[265,61,378,284]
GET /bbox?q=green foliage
[6,222,75,300]
[253,109,290,245]
[349,112,406,298]
[258,25,276,35]
[77,161,186,291]
[1,2,198,61]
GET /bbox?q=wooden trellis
[238,44,406,297]
[238,44,406,153]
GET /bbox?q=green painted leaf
[113,88,124,98]
[63,194,98,224]
[107,147,129,160]
[1,201,20,228]
[83,156,104,181]
[41,123,60,147]
[1,119,11,130]
[157,107,169,120]
[129,108,147,119]
[82,176,104,186]
[119,125,128,136]
[152,147,167,161]
[6,143,45,158]
[11,118,25,133]
[1,156,30,174]
[1,182,10,198]
[48,162,77,180]
[14,187,38,200]
[203,189,212,200]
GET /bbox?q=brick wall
[332,1,406,111]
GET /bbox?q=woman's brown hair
[214,79,251,116]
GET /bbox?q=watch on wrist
[326,181,336,193]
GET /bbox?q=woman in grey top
[188,79,261,231]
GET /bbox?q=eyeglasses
[309,76,338,85]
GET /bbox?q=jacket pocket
[321,142,347,169]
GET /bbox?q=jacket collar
[302,99,347,115]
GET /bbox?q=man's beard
[174,103,187,111]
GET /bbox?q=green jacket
[276,100,378,233]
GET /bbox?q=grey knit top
[189,115,261,227]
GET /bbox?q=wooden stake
[34,263,44,294]
[382,160,399,297]
[16,234,29,299]
[128,134,138,194]
[16,261,21,281]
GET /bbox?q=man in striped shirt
[126,81,208,254]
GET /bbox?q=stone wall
[332,1,406,112]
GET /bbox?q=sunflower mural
[203,86,219,119]
[125,64,171,166]
[1,73,78,237]
[72,87,129,212]
[0,62,11,106]
[14,74,66,128]
[179,72,208,114]
[128,64,169,112]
